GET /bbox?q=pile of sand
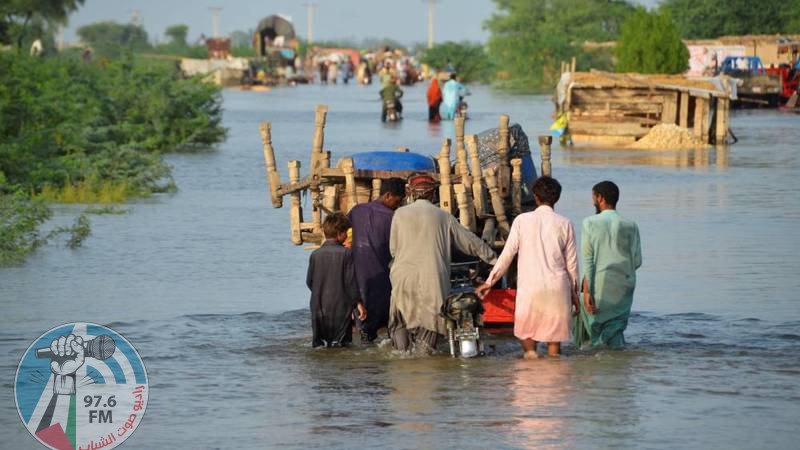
[628,124,710,150]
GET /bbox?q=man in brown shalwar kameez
[388,174,497,354]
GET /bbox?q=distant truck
[718,56,782,106]
[719,55,800,107]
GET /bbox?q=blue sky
[61,0,658,45]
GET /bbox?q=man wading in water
[574,181,642,349]
[348,178,406,343]
[388,174,497,354]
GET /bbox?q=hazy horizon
[60,0,659,47]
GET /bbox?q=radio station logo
[14,323,148,450]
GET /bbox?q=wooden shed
[556,71,738,146]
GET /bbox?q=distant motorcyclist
[380,76,404,122]
[441,73,467,120]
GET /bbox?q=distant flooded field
[2,84,799,449]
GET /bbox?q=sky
[61,0,659,46]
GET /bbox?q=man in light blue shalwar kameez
[574,181,642,349]
[440,73,466,120]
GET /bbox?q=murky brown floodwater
[2,84,799,449]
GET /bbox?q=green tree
[661,0,799,39]
[77,21,150,57]
[165,24,188,46]
[420,41,494,83]
[485,0,634,91]
[616,8,689,74]
[0,0,85,49]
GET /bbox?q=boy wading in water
[307,213,367,347]
[477,176,580,358]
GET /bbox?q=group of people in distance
[306,174,642,357]
[426,73,467,122]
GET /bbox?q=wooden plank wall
[568,87,729,145]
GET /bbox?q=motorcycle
[456,96,469,119]
[384,100,400,122]
[441,261,484,358]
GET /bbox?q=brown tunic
[388,199,497,335]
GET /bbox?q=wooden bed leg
[466,134,486,217]
[498,114,511,198]
[438,138,453,213]
[288,160,303,245]
[259,122,283,208]
[511,158,523,216]
[485,167,510,238]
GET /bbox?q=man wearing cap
[388,174,497,354]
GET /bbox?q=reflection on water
[1,86,799,449]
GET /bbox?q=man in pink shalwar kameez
[477,177,579,357]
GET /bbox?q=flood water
[2,84,799,449]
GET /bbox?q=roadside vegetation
[1,4,227,264]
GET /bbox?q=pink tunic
[485,206,578,342]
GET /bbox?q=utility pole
[209,7,222,38]
[303,3,316,45]
[128,9,142,26]
[425,0,439,49]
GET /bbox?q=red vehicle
[768,41,800,107]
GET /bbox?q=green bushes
[0,52,226,263]
[420,41,494,83]
[0,52,225,196]
[616,8,689,74]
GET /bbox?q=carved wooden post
[322,185,338,212]
[497,114,511,198]
[511,158,523,216]
[309,105,328,233]
[371,178,382,201]
[466,135,485,217]
[259,122,283,208]
[538,135,552,177]
[342,157,357,213]
[484,167,510,238]
[311,105,328,172]
[288,160,303,245]
[454,183,475,232]
[454,115,467,175]
[438,138,453,213]
[457,146,475,225]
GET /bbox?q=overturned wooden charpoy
[556,70,739,146]
[259,105,553,249]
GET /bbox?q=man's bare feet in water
[547,342,561,357]
[523,350,540,359]
[521,339,539,359]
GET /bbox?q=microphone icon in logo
[35,334,117,395]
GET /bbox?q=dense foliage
[0,52,225,195]
[0,52,226,262]
[661,0,800,39]
[0,192,51,264]
[0,0,84,49]
[484,0,634,91]
[420,41,494,83]
[616,9,689,74]
[77,21,150,58]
